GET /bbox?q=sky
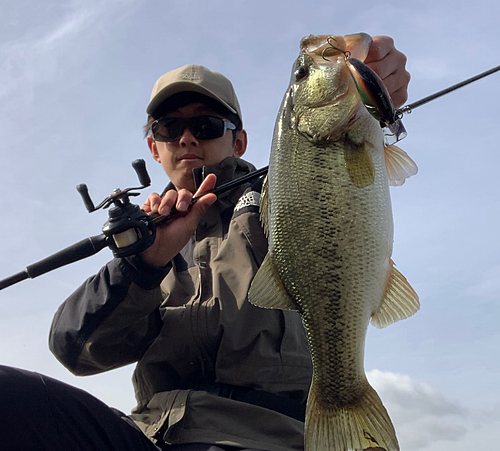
[0,0,499,449]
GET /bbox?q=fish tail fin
[305,381,399,451]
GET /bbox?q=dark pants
[0,365,263,451]
[0,365,161,451]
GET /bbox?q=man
[0,36,410,451]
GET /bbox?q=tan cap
[147,65,242,122]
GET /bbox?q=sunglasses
[151,115,237,142]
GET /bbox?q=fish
[248,34,419,451]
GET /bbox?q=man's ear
[233,129,248,158]
[148,136,161,163]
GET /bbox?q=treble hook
[322,36,351,61]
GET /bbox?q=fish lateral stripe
[251,34,419,451]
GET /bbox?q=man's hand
[140,174,217,267]
[365,36,411,108]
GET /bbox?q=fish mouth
[301,34,346,60]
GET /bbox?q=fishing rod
[0,162,269,291]
[0,64,499,291]
[398,64,500,114]
[149,165,269,226]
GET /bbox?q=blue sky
[1,1,499,449]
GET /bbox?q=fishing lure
[324,36,407,145]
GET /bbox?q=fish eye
[295,65,309,81]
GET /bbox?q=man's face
[148,102,247,192]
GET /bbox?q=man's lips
[179,154,202,161]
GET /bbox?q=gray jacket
[49,157,312,451]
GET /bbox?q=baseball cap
[147,65,242,123]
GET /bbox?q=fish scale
[249,33,419,451]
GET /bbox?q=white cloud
[368,370,467,450]
[0,0,137,102]
[462,264,500,300]
[35,8,96,50]
[407,56,451,81]
[369,370,465,417]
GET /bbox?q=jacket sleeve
[49,254,171,376]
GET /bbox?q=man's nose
[178,126,199,146]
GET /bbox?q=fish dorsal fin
[344,33,372,62]
[260,175,270,238]
[371,260,420,328]
[248,253,298,311]
[384,144,418,186]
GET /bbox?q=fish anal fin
[344,143,375,188]
[248,253,298,311]
[384,144,418,186]
[372,260,420,329]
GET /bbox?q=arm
[49,175,217,375]
[49,255,168,375]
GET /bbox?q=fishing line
[1,62,499,290]
[398,64,500,115]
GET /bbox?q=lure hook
[322,36,351,61]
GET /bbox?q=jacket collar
[162,157,256,197]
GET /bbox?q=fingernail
[159,205,171,216]
[177,201,188,211]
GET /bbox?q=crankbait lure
[324,36,407,145]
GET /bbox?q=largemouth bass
[248,34,419,451]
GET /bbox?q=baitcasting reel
[0,159,158,290]
[77,159,156,258]
[0,160,268,291]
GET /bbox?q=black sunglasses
[151,115,237,142]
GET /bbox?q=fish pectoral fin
[344,143,375,188]
[384,144,418,186]
[260,175,269,237]
[371,259,420,328]
[248,253,298,311]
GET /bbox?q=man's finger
[194,173,217,197]
[364,36,410,108]
[190,174,217,216]
[180,174,217,232]
[365,36,394,64]
[159,190,178,216]
[142,193,161,213]
[385,78,410,108]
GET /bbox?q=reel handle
[132,159,151,188]
[76,184,95,212]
